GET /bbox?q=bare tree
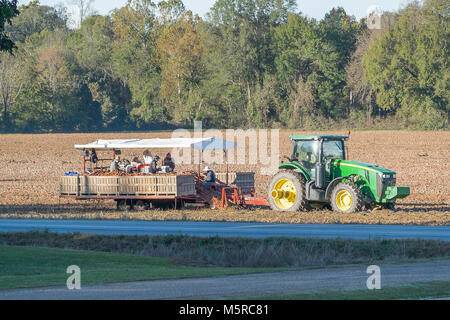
[68,0,96,28]
[0,52,23,131]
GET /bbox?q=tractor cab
[291,136,347,181]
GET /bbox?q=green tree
[70,15,132,130]
[0,51,22,131]
[363,0,449,129]
[15,30,101,132]
[111,0,163,128]
[157,11,206,125]
[0,0,19,53]
[205,0,296,127]
[274,9,364,126]
[6,1,66,43]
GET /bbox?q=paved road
[1,260,449,300]
[0,219,449,241]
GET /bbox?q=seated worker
[90,149,98,164]
[132,156,143,165]
[110,156,120,172]
[143,150,153,165]
[150,155,160,174]
[163,153,175,172]
[132,156,143,169]
[203,166,216,187]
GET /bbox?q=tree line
[0,0,448,133]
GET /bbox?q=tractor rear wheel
[330,181,363,213]
[268,171,311,212]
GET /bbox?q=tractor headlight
[381,174,396,181]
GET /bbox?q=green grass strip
[0,245,290,289]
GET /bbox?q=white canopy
[75,138,237,151]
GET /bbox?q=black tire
[134,200,150,211]
[267,170,311,212]
[330,181,364,213]
[309,202,328,211]
[383,203,396,211]
[152,201,175,211]
[117,200,132,211]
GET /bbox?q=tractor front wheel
[330,181,363,213]
[267,171,310,212]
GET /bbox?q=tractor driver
[294,141,318,172]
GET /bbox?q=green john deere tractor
[268,134,410,213]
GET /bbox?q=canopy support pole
[225,150,229,185]
[197,149,203,180]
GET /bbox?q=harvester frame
[60,137,265,211]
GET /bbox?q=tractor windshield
[322,140,345,162]
[292,140,319,176]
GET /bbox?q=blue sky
[19,0,410,20]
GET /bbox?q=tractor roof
[290,135,349,141]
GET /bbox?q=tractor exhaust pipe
[315,163,325,189]
[315,139,325,189]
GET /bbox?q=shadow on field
[398,203,450,213]
[0,203,116,215]
[0,202,202,215]
[0,202,448,216]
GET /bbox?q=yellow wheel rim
[336,190,352,211]
[271,179,297,210]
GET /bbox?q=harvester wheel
[268,171,311,212]
[134,200,150,211]
[330,181,363,213]
[117,200,132,211]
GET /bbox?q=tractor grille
[376,174,396,199]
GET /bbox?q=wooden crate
[79,176,99,195]
[217,172,255,188]
[60,176,79,195]
[96,177,119,195]
[118,176,138,195]
[157,175,177,196]
[135,176,158,195]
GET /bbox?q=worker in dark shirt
[163,153,175,172]
[203,166,216,187]
[90,149,98,164]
